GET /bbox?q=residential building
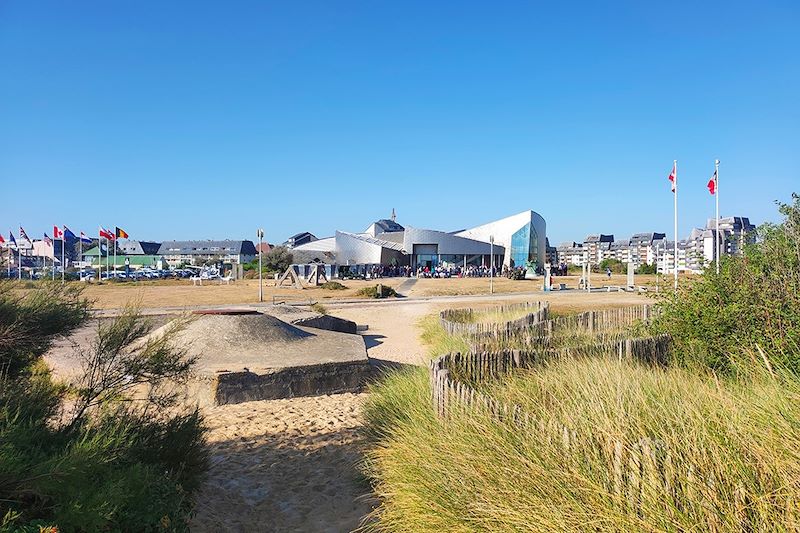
[157,240,257,266]
[583,234,614,264]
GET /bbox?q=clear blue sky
[1,1,798,245]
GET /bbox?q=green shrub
[597,258,625,274]
[320,281,347,290]
[0,281,90,377]
[636,262,657,275]
[357,284,397,299]
[310,302,328,315]
[650,194,800,373]
[0,283,208,531]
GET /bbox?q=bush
[597,258,626,274]
[635,262,657,275]
[357,284,397,299]
[0,283,208,531]
[310,302,328,315]
[650,194,800,373]
[320,281,347,290]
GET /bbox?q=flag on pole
[99,227,114,240]
[0,234,5,245]
[53,226,64,239]
[115,227,129,239]
[64,226,77,241]
[668,161,677,192]
[44,233,53,246]
[19,227,31,245]
[8,232,16,247]
[80,232,93,244]
[707,168,717,195]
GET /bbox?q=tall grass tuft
[363,359,800,532]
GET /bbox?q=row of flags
[0,226,129,249]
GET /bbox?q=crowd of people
[366,265,414,278]
[415,264,498,278]
[351,262,549,280]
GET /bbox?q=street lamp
[489,235,494,295]
[257,228,264,303]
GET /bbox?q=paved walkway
[393,277,418,296]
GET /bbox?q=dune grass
[445,306,538,325]
[362,357,800,532]
[417,314,471,357]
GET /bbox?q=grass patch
[320,281,347,290]
[445,306,535,325]
[310,302,329,315]
[363,357,800,532]
[356,284,398,299]
[417,314,470,357]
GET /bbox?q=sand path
[187,303,434,532]
[190,393,374,533]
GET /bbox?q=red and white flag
[53,225,64,239]
[707,168,717,195]
[667,161,677,193]
[0,234,5,245]
[99,226,114,240]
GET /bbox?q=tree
[597,258,625,274]
[262,245,293,273]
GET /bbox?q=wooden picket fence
[470,304,656,352]
[426,334,756,525]
[426,303,767,526]
[439,301,549,337]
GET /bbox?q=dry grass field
[52,272,678,310]
[75,278,405,309]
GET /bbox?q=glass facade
[509,223,540,268]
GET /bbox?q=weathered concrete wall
[213,360,370,405]
[291,315,358,335]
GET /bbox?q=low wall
[213,359,371,405]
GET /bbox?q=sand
[189,393,374,533]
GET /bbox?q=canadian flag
[99,226,114,240]
[707,169,717,195]
[54,225,64,239]
[667,162,676,193]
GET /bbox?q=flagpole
[715,159,720,275]
[98,232,102,280]
[61,227,65,284]
[79,236,83,281]
[673,160,678,290]
[52,239,55,281]
[113,233,117,278]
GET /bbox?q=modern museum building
[288,210,547,276]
